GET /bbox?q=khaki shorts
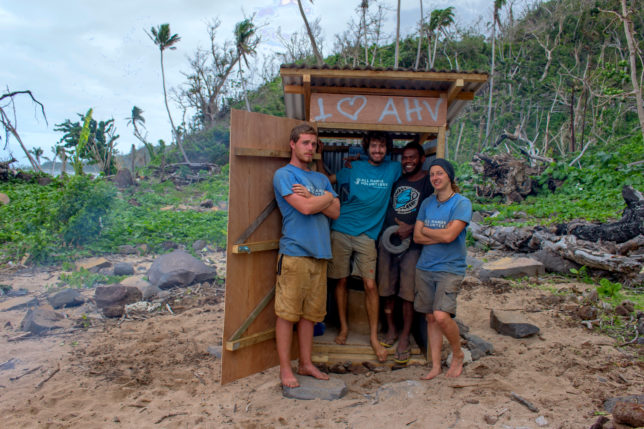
[414,270,463,316]
[275,255,327,323]
[377,245,420,302]
[327,230,377,280]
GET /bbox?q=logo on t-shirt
[307,185,325,196]
[354,177,389,189]
[393,186,421,214]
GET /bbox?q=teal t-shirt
[273,164,337,259]
[332,160,401,240]
[415,193,472,275]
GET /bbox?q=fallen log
[471,153,544,203]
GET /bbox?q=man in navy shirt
[273,124,340,388]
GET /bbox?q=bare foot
[334,329,348,345]
[370,338,388,362]
[280,367,299,388]
[446,350,464,378]
[420,366,441,380]
[297,363,329,381]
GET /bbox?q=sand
[0,254,642,428]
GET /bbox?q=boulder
[76,257,112,273]
[114,169,134,188]
[613,401,644,427]
[192,239,207,252]
[148,250,217,290]
[200,199,214,208]
[530,249,579,274]
[119,275,160,300]
[604,395,644,413]
[47,288,85,309]
[490,309,540,338]
[479,257,545,281]
[21,308,70,335]
[113,262,134,276]
[118,245,138,255]
[95,285,142,318]
[463,333,494,360]
[282,375,347,400]
[0,296,39,312]
[0,192,10,205]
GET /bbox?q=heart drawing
[337,95,367,121]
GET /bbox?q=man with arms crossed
[273,124,340,387]
[319,132,401,362]
[378,141,433,364]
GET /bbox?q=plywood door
[221,109,310,385]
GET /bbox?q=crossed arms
[413,219,467,245]
[284,184,340,219]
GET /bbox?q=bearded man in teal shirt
[318,132,401,362]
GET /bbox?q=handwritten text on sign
[310,93,446,126]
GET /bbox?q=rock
[483,415,498,425]
[0,192,9,205]
[514,211,528,219]
[0,296,39,312]
[120,276,159,300]
[584,288,599,303]
[200,199,214,208]
[455,318,470,334]
[479,257,545,281]
[471,212,485,223]
[118,245,137,255]
[376,380,426,402]
[282,375,347,401]
[137,244,149,255]
[613,401,644,427]
[615,304,631,317]
[447,348,472,366]
[577,305,598,320]
[47,289,84,309]
[114,169,134,188]
[207,345,222,359]
[530,249,579,274]
[76,257,111,273]
[21,308,70,335]
[192,240,207,252]
[461,275,482,288]
[148,250,217,290]
[161,241,179,250]
[621,301,635,312]
[604,395,644,413]
[95,285,142,318]
[490,310,540,338]
[466,256,484,273]
[463,333,494,360]
[113,262,134,276]
[536,416,548,427]
[638,313,644,336]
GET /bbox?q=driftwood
[0,157,17,181]
[471,187,644,284]
[471,153,545,203]
[563,186,643,244]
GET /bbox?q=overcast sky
[1,0,494,167]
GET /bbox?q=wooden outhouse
[221,65,488,384]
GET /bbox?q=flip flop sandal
[393,346,411,365]
[378,334,397,348]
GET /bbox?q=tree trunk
[414,0,424,70]
[485,19,496,144]
[239,61,251,112]
[160,50,190,164]
[621,0,644,141]
[394,0,400,69]
[297,0,324,66]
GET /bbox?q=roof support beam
[447,79,464,102]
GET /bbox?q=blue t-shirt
[416,193,472,275]
[273,164,337,259]
[332,160,402,240]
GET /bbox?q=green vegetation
[0,167,229,266]
[58,268,127,289]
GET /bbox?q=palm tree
[425,7,454,69]
[296,0,324,66]
[234,18,259,112]
[485,0,507,144]
[394,0,401,69]
[414,0,424,70]
[29,147,44,168]
[146,23,190,164]
[126,105,147,145]
[360,0,369,64]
